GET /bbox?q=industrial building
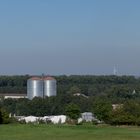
[0,93,27,99]
[27,76,57,100]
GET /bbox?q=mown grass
[0,124,140,140]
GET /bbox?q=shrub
[65,103,80,120]
[0,108,10,124]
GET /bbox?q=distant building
[81,112,93,122]
[0,93,27,99]
[81,112,102,123]
[81,112,97,122]
[73,93,88,98]
[112,104,123,110]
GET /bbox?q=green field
[0,124,140,140]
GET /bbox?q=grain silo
[27,77,43,100]
[43,76,57,97]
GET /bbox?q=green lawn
[0,124,140,140]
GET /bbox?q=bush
[66,117,78,125]
[65,103,80,120]
[0,108,10,124]
[9,117,19,124]
[92,120,99,125]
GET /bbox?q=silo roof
[43,76,56,80]
[29,77,42,80]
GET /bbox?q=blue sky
[0,0,140,75]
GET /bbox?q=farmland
[0,124,140,140]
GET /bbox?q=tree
[16,98,30,116]
[29,97,48,116]
[3,98,17,115]
[67,86,81,94]
[0,108,10,124]
[1,108,10,124]
[65,103,80,120]
[110,107,135,125]
[92,97,112,123]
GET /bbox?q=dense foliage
[65,103,80,120]
[0,95,91,116]
[0,75,29,93]
[92,97,112,123]
[0,75,140,125]
[0,75,140,98]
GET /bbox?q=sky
[0,0,140,75]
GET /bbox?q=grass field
[0,124,140,140]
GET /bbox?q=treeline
[0,95,92,116]
[56,75,140,103]
[1,95,140,125]
[0,75,140,125]
[93,97,140,125]
[0,75,140,103]
[0,75,29,93]
[0,75,140,96]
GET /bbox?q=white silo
[43,76,57,97]
[27,77,43,100]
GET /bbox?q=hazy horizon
[0,0,140,75]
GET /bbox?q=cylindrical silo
[27,77,43,100]
[43,77,57,97]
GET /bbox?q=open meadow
[0,124,140,140]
